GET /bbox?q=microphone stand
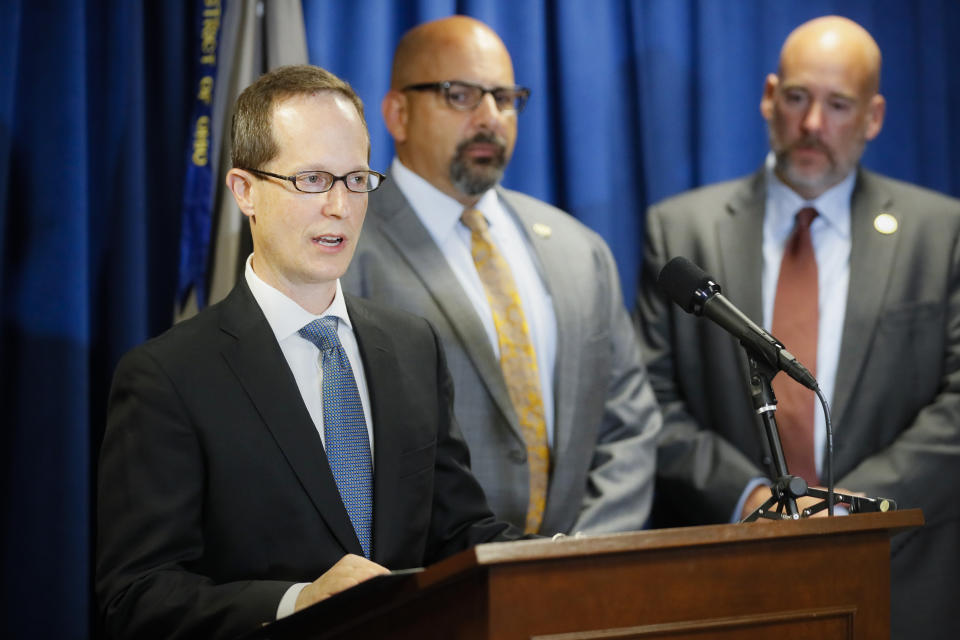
[740,348,896,522]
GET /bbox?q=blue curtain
[1,1,193,637]
[304,0,960,304]
[2,1,958,637]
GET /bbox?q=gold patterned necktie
[771,207,819,484]
[461,207,549,533]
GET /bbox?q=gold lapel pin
[532,223,552,238]
[874,213,898,235]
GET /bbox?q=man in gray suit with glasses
[343,15,661,536]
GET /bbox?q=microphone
[657,256,818,391]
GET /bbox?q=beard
[449,132,508,196]
[769,129,865,197]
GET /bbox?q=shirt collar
[391,157,502,244]
[764,151,855,240]
[244,254,353,342]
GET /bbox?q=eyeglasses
[243,168,386,193]
[403,80,531,113]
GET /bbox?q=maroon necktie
[771,207,819,484]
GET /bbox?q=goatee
[449,132,508,196]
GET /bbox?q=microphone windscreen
[657,256,715,313]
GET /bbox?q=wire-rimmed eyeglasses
[243,168,386,193]
[402,80,531,113]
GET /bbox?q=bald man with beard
[343,16,661,537]
[636,16,960,639]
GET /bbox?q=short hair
[231,65,368,169]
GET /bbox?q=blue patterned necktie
[299,317,372,558]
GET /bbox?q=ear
[864,94,886,141]
[381,89,408,144]
[760,73,778,121]
[225,169,257,220]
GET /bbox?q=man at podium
[95,65,520,640]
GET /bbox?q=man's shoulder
[119,286,247,371]
[861,169,960,213]
[650,173,759,216]
[497,186,604,240]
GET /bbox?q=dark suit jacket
[636,168,960,640]
[96,280,514,639]
[343,177,660,535]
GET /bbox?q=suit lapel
[345,298,407,564]
[218,283,363,556]
[372,179,521,435]
[832,170,898,426]
[718,171,766,322]
[716,172,767,398]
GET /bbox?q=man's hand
[740,484,866,521]
[294,554,390,612]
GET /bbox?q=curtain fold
[1,2,192,637]
[303,0,960,308]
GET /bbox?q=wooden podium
[248,509,921,640]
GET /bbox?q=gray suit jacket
[636,168,960,640]
[342,176,661,535]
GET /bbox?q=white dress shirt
[244,255,374,618]
[762,153,854,477]
[390,158,560,445]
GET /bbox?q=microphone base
[740,338,896,523]
[741,476,897,522]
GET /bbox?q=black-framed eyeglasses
[243,168,386,193]
[402,80,531,113]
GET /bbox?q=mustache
[455,131,508,157]
[788,136,832,158]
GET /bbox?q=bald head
[382,16,520,205]
[779,16,882,96]
[760,15,886,199]
[390,16,514,90]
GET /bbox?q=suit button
[509,449,527,463]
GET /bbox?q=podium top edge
[419,509,923,586]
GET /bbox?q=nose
[321,180,351,218]
[471,92,502,129]
[802,101,823,134]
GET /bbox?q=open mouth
[313,235,343,247]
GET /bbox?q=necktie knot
[461,208,489,234]
[785,207,818,256]
[795,207,818,230]
[299,317,340,352]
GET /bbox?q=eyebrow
[780,85,859,103]
[289,165,371,174]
